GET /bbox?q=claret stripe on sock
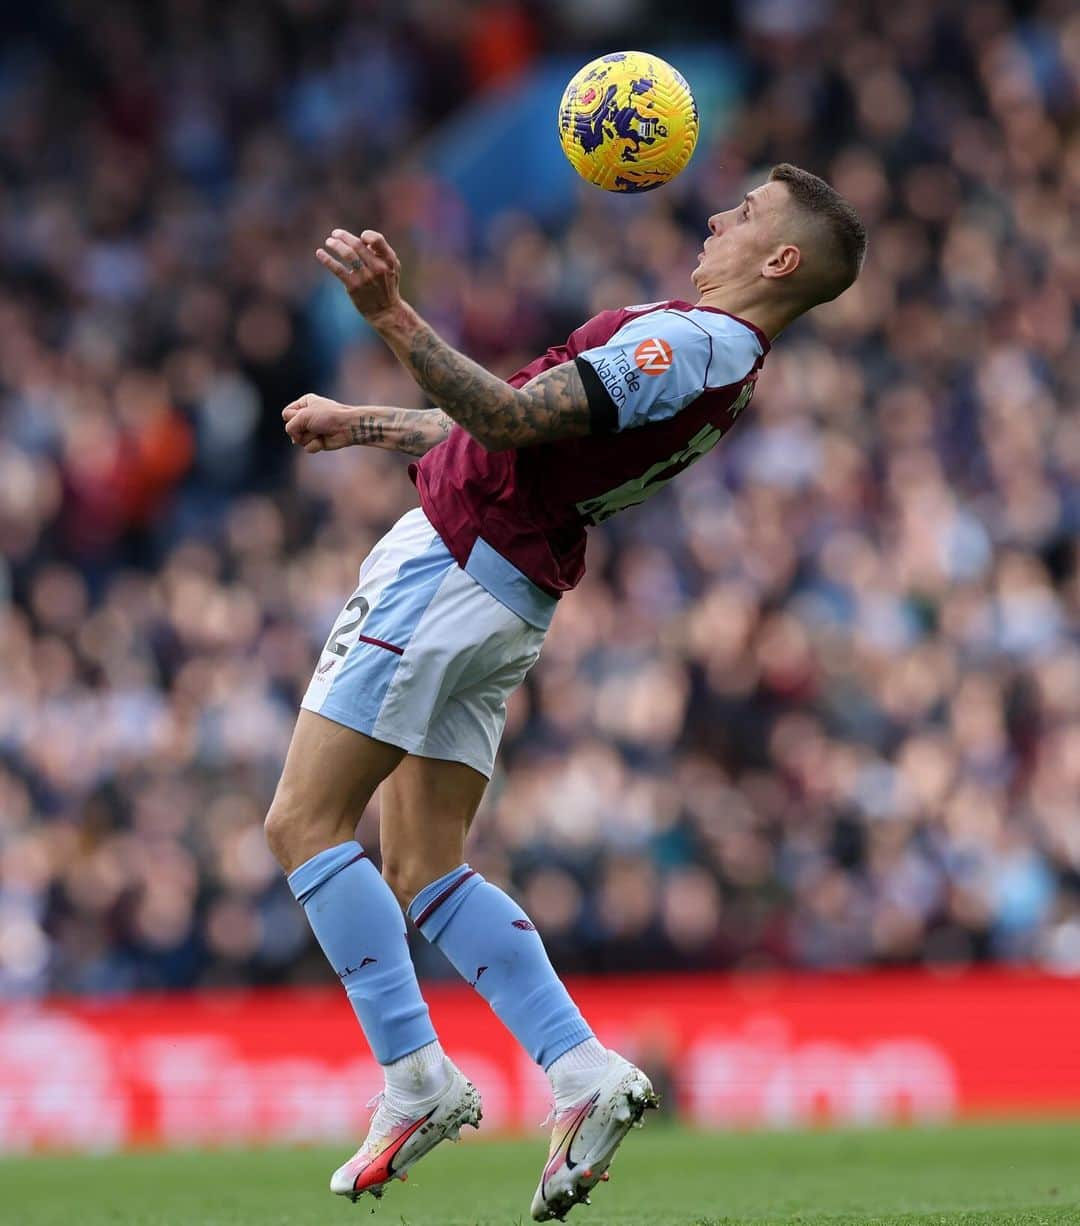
[413,869,477,928]
[410,868,594,1067]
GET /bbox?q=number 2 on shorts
[324,595,370,658]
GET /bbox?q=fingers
[360,230,396,264]
[315,228,397,279]
[284,401,317,445]
[286,421,322,450]
[334,228,391,260]
[324,233,371,270]
[333,228,364,249]
[281,389,325,452]
[283,403,308,430]
[315,247,354,285]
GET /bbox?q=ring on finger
[349,260,363,272]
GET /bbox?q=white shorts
[301,509,554,778]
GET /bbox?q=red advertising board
[1,969,1078,1152]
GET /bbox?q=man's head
[691,164,866,322]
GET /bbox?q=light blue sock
[408,865,593,1069]
[288,841,436,1065]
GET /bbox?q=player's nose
[707,213,723,235]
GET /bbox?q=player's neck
[694,288,796,342]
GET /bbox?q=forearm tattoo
[396,408,454,455]
[378,306,591,450]
[348,407,454,456]
[348,414,387,448]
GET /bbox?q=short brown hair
[769,163,867,306]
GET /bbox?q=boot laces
[363,1089,413,1142]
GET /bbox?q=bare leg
[379,753,488,906]
[265,709,404,873]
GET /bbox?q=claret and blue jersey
[573,303,765,433]
[410,299,769,603]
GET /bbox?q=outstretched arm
[315,228,599,451]
[282,395,453,456]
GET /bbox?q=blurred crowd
[1,0,1078,998]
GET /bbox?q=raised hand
[316,228,402,322]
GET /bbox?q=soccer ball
[557,51,699,193]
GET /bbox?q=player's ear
[762,244,801,280]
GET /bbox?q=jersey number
[324,595,370,657]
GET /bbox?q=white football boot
[531,1050,658,1221]
[330,1059,482,1203]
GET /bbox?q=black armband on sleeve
[575,356,618,434]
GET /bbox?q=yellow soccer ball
[557,51,699,193]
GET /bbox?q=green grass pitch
[4,1119,1079,1225]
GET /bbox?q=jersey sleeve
[574,310,715,432]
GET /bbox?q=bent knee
[264,794,354,874]
[264,797,303,870]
